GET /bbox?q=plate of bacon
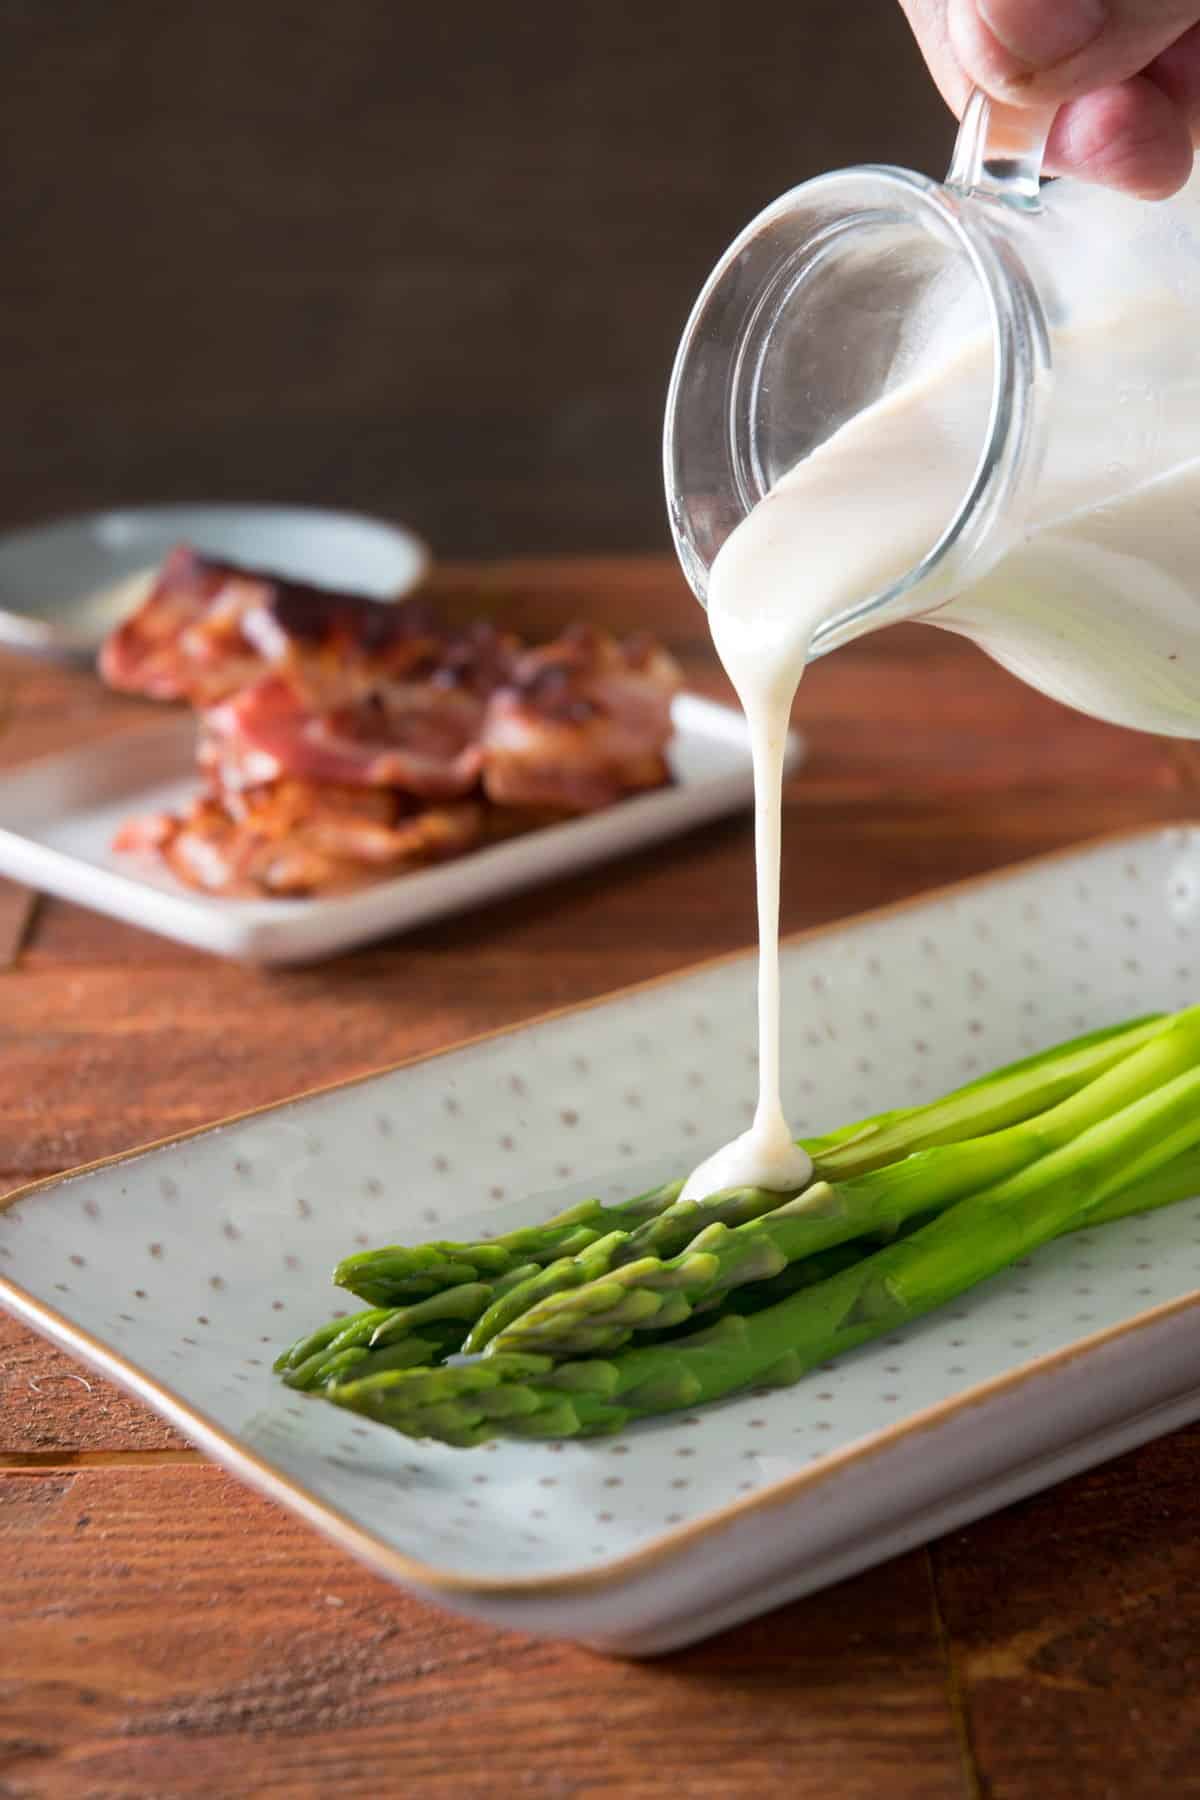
[0,543,800,962]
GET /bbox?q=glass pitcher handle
[946,87,1054,206]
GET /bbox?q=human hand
[900,0,1200,197]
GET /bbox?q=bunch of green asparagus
[274,1007,1200,1446]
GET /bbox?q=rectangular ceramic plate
[0,694,793,963]
[3,825,1200,1655]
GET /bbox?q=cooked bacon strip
[102,553,683,898]
[200,673,486,798]
[99,544,453,706]
[116,781,485,898]
[480,625,682,812]
[112,812,179,856]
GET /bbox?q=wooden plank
[931,1426,1200,1800]
[0,653,144,770]
[0,1466,964,1799]
[0,667,43,970]
[0,1314,188,1457]
[0,878,36,968]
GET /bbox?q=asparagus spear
[455,1173,933,1351]
[332,1182,684,1305]
[288,1136,1200,1393]
[276,1288,496,1391]
[808,1012,1166,1178]
[334,1012,1166,1311]
[705,1137,1200,1324]
[282,1203,813,1390]
[283,1193,795,1387]
[288,1189,797,1382]
[325,1065,1200,1446]
[285,1325,460,1390]
[282,1013,1176,1382]
[1086,1138,1200,1227]
[473,1009,1200,1357]
[288,1237,899,1390]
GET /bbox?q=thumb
[950,0,1200,102]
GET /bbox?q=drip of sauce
[678,674,813,1200]
[683,308,1200,1200]
[679,373,956,1200]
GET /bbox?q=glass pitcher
[664,92,1200,737]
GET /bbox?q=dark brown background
[0,0,953,556]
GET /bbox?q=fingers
[897,0,974,113]
[1045,75,1195,197]
[1012,21,1200,197]
[899,0,1200,198]
[950,0,1108,91]
[1146,19,1200,128]
[948,0,1200,102]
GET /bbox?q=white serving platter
[2,825,1198,1654]
[0,695,791,963]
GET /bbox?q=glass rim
[662,163,1044,659]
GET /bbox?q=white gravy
[681,315,1200,1199]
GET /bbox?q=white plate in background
[0,696,802,962]
[1,825,1198,1652]
[0,503,430,663]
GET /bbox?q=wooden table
[1,557,1198,1799]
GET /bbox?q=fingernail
[978,0,1106,69]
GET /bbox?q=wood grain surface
[0,557,1198,1797]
